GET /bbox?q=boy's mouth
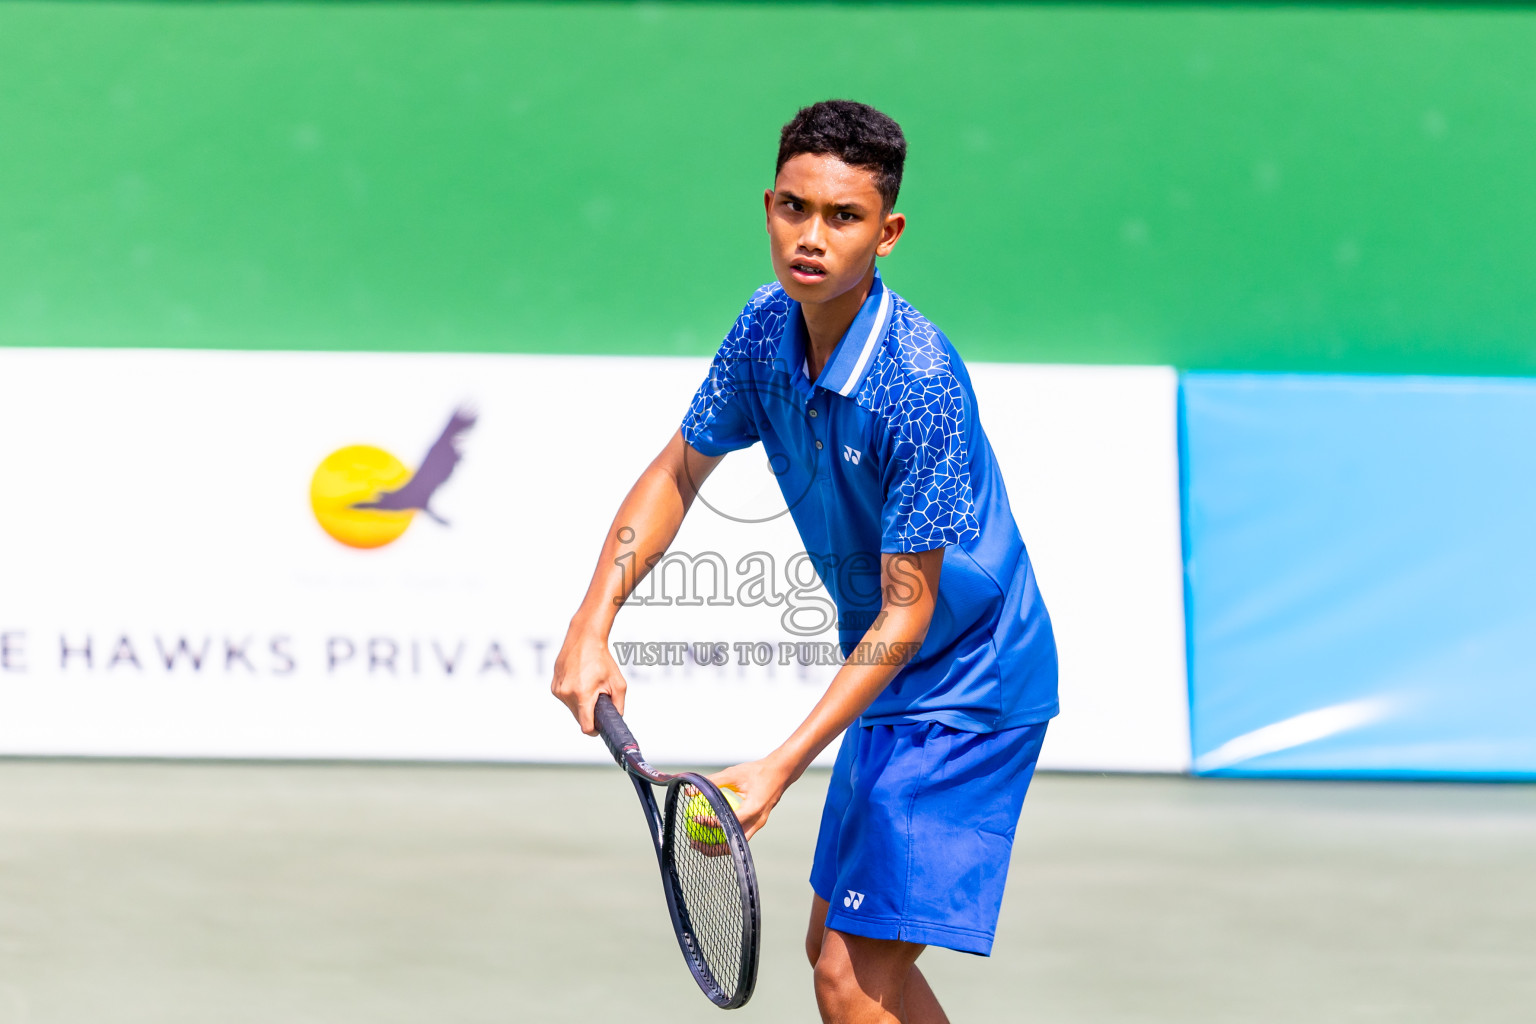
[790,260,828,282]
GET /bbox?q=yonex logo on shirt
[843,890,865,910]
[842,445,862,465]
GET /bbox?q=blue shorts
[810,719,1048,956]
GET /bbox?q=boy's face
[764,153,905,308]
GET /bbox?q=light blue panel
[1183,373,1536,778]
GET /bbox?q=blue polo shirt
[680,271,1058,732]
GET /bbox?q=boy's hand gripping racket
[594,694,760,1009]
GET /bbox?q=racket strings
[665,782,748,1000]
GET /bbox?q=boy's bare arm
[550,428,723,734]
[711,546,943,836]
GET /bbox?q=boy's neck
[801,265,877,381]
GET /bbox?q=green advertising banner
[3,1,1534,373]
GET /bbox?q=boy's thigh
[813,928,926,998]
[807,894,925,967]
[806,892,831,965]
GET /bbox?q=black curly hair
[776,100,906,210]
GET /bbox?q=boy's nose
[798,220,826,254]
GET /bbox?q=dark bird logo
[309,407,478,549]
[349,407,476,525]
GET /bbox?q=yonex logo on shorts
[843,890,865,910]
[842,445,861,464]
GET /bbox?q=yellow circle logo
[310,445,416,549]
[308,407,478,550]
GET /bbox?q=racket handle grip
[594,693,639,766]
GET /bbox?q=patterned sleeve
[679,304,762,456]
[879,372,981,552]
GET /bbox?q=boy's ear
[763,188,775,228]
[876,211,906,257]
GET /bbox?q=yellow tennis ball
[683,787,741,846]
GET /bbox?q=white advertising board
[0,349,1187,771]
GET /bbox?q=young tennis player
[552,100,1058,1023]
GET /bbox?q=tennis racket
[593,693,760,1009]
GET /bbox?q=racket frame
[594,694,761,1009]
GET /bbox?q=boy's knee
[811,945,858,1010]
[813,931,925,1021]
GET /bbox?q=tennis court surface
[0,761,1532,1022]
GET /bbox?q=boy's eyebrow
[777,189,870,212]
